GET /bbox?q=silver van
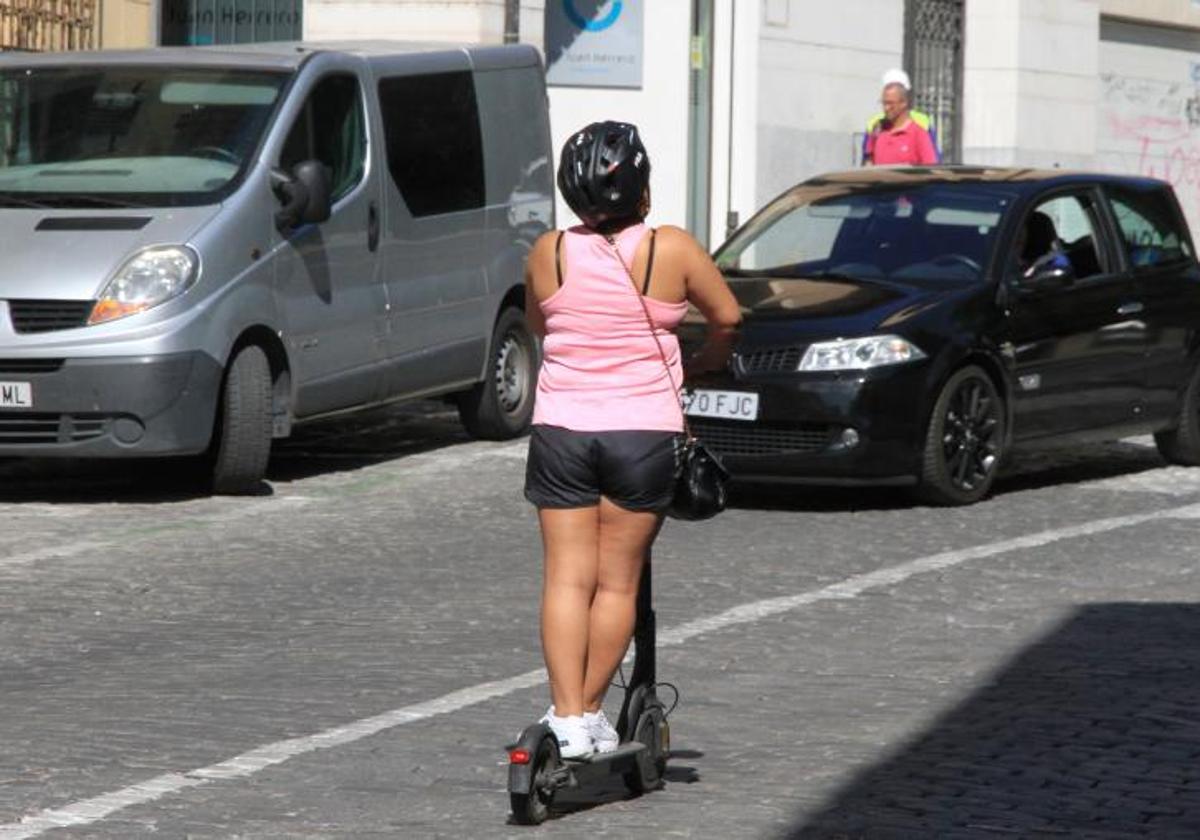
[0,41,552,492]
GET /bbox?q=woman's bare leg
[539,506,600,717]
[582,497,663,712]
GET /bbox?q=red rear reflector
[509,748,531,764]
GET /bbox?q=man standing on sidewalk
[862,68,941,166]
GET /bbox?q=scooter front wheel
[510,735,559,825]
[623,704,669,794]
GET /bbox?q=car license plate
[683,389,759,421]
[0,381,32,408]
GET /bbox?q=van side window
[1107,186,1192,269]
[378,71,485,217]
[280,74,365,202]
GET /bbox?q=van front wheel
[457,307,537,440]
[209,345,273,494]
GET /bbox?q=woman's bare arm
[657,226,741,374]
[523,230,559,338]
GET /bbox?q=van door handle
[1116,301,1144,315]
[367,201,380,252]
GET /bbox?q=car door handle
[1116,301,1144,315]
[367,201,380,253]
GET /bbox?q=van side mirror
[271,160,332,231]
[1017,252,1075,296]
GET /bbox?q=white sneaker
[585,709,619,753]
[540,707,594,759]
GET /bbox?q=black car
[682,166,1200,504]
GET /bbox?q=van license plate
[0,382,32,408]
[684,389,758,421]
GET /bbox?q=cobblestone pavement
[1,403,1200,838]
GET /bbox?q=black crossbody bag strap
[603,229,692,441]
[555,231,565,288]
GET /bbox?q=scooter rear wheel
[623,704,668,794]
[509,735,558,825]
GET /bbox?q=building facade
[23,0,1200,239]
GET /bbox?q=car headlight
[798,334,926,371]
[88,245,199,325]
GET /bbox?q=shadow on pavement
[0,401,473,503]
[267,400,471,481]
[784,603,1200,839]
[728,440,1167,513]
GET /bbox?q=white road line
[4,500,1200,838]
[0,497,312,569]
[1081,466,1200,497]
[0,438,523,570]
[660,501,1200,644]
[0,540,110,569]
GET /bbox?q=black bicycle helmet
[557,121,651,230]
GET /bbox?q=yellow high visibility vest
[867,109,933,133]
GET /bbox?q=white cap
[881,68,911,90]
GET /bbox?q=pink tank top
[532,223,689,433]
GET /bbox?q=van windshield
[0,66,288,208]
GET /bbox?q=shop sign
[545,0,643,89]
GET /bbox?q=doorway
[904,0,964,163]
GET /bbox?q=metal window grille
[0,0,95,51]
[160,0,302,46]
[904,0,964,163]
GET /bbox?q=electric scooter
[505,554,674,825]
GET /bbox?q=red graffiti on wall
[1106,110,1200,227]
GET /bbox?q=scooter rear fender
[507,722,555,794]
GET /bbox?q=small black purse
[606,233,730,521]
[667,433,731,520]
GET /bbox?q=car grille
[736,346,804,375]
[0,358,65,374]
[7,300,94,334]
[0,413,109,444]
[691,419,833,457]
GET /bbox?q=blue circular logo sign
[563,0,623,32]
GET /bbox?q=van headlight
[88,245,199,325]
[798,335,926,371]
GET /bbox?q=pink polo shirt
[866,118,939,166]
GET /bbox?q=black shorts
[524,425,682,512]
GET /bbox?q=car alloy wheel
[942,376,1001,492]
[919,365,1005,506]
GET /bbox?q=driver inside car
[1016,210,1072,278]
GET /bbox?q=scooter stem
[617,550,656,736]
[630,553,656,690]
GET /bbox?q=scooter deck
[564,741,646,765]
[555,741,647,789]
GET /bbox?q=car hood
[717,273,945,343]
[0,206,221,300]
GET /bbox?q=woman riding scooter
[522,121,740,757]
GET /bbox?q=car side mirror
[1017,252,1075,295]
[271,160,332,231]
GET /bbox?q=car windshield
[0,66,288,208]
[716,184,1016,285]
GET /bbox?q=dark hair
[556,121,651,231]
